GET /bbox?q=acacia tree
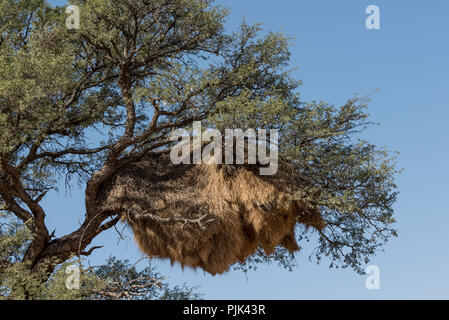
[0,0,398,298]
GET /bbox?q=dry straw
[97,150,325,275]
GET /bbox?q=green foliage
[205,21,399,274]
[92,256,202,300]
[0,215,200,300]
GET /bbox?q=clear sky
[45,0,449,299]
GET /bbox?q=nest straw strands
[98,151,325,275]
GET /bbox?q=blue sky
[45,0,449,299]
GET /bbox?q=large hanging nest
[97,150,325,275]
